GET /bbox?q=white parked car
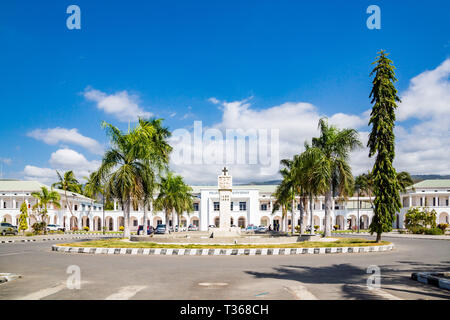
[46,224,65,232]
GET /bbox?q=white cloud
[398,58,450,121]
[27,128,103,155]
[170,99,367,184]
[393,58,450,175]
[171,58,450,183]
[23,165,57,184]
[23,148,100,184]
[84,88,152,122]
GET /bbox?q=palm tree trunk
[324,186,333,237]
[165,210,170,234]
[123,197,131,238]
[142,202,148,236]
[299,196,305,234]
[291,197,296,235]
[171,208,176,232]
[309,193,314,235]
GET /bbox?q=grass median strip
[58,238,390,249]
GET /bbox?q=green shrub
[25,232,34,237]
[333,225,339,231]
[314,225,320,231]
[424,227,444,235]
[119,226,124,231]
[83,226,90,231]
[32,222,46,235]
[437,223,448,232]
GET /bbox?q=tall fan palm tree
[31,186,61,234]
[302,118,362,237]
[154,172,193,233]
[52,171,82,221]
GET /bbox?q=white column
[408,196,412,207]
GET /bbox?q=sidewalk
[333,231,450,240]
[0,233,122,244]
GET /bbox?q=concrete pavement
[0,236,449,300]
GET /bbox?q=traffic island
[411,272,450,291]
[52,238,394,256]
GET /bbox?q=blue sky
[0,0,449,184]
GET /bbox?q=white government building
[0,173,449,232]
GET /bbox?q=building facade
[1,178,449,233]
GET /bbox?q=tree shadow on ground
[245,260,450,300]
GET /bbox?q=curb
[411,272,450,291]
[0,234,123,244]
[52,244,394,256]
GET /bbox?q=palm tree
[134,118,172,234]
[271,178,293,233]
[154,172,193,233]
[95,122,150,238]
[303,118,362,237]
[31,186,61,234]
[52,170,82,224]
[397,171,414,192]
[279,158,297,235]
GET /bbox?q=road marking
[15,283,66,300]
[198,282,228,287]
[352,284,402,300]
[0,252,30,257]
[104,285,147,300]
[284,285,318,300]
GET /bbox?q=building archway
[153,216,162,227]
[273,216,281,231]
[313,215,320,228]
[70,216,78,230]
[439,212,449,224]
[190,217,199,227]
[82,216,90,229]
[348,215,357,230]
[360,215,369,230]
[336,215,345,230]
[105,216,113,231]
[238,216,246,228]
[260,216,270,226]
[117,217,124,229]
[2,214,12,224]
[93,216,101,231]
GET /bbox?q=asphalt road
[0,235,449,300]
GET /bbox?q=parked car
[137,225,154,235]
[256,225,268,233]
[0,222,18,236]
[188,224,199,231]
[245,224,258,232]
[47,224,65,232]
[155,224,166,234]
